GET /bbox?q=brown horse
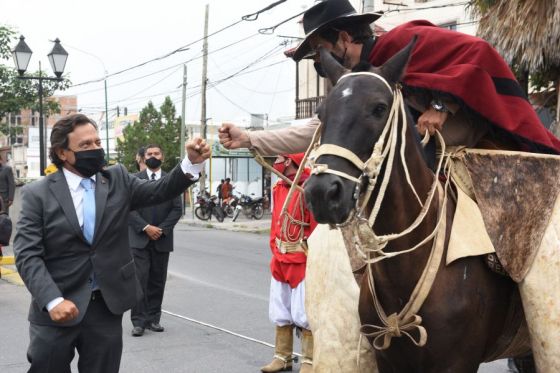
[304,40,532,372]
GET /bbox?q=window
[440,22,457,31]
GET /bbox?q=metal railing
[296,96,325,119]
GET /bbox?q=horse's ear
[319,46,349,85]
[379,35,417,85]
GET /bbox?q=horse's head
[304,38,416,224]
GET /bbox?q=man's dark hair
[225,178,231,182]
[49,114,98,167]
[145,144,164,155]
[318,21,373,45]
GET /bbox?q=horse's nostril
[326,180,342,201]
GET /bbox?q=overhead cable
[259,10,306,34]
[71,0,290,87]
[242,0,287,21]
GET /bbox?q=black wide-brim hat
[292,0,382,62]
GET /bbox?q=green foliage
[116,97,185,172]
[0,24,71,122]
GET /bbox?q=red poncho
[369,20,560,153]
[269,172,317,288]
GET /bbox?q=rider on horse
[219,0,560,156]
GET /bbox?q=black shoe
[131,326,145,337]
[147,322,164,332]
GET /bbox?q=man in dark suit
[129,144,182,336]
[0,154,15,215]
[14,114,210,373]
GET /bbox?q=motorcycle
[221,194,239,218]
[194,191,225,222]
[232,193,265,222]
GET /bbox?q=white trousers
[268,277,309,329]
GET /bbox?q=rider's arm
[248,117,320,156]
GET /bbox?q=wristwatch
[430,99,450,113]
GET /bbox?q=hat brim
[292,12,382,62]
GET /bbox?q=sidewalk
[179,207,271,234]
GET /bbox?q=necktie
[80,178,96,244]
[150,173,157,223]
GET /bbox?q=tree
[0,24,71,126]
[469,0,560,127]
[116,97,184,172]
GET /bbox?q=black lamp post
[12,36,68,176]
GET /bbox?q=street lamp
[12,36,68,176]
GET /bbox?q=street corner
[0,256,24,286]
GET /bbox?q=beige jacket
[248,99,486,156]
[248,118,320,156]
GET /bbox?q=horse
[303,39,533,372]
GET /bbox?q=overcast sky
[0,0,315,125]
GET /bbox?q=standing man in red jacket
[262,153,317,373]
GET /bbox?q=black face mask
[313,48,347,78]
[145,157,162,170]
[72,148,106,177]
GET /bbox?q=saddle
[449,148,560,282]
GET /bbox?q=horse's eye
[372,104,387,118]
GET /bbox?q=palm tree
[470,0,560,132]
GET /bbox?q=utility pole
[180,64,187,160]
[180,63,188,216]
[199,3,209,192]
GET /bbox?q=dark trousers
[27,292,123,373]
[131,242,170,327]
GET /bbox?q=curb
[179,219,270,234]
[0,256,24,286]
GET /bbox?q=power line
[70,0,289,87]
[383,1,470,13]
[69,32,261,95]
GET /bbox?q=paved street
[2,223,511,372]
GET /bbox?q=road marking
[168,271,269,302]
[162,309,301,358]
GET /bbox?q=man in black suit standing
[129,144,182,336]
[0,154,15,215]
[14,114,210,373]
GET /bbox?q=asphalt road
[1,225,511,372]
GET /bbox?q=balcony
[296,96,325,119]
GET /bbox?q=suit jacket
[14,163,195,327]
[128,169,182,252]
[0,164,15,202]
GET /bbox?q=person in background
[262,153,317,373]
[135,146,147,172]
[0,154,15,215]
[129,144,182,337]
[216,179,224,205]
[221,177,233,205]
[14,114,210,373]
